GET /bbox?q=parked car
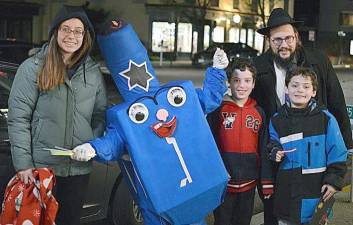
[192,42,259,66]
[0,39,40,64]
[0,60,142,225]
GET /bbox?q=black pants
[258,182,278,225]
[214,188,256,225]
[54,174,90,225]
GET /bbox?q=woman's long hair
[37,27,92,91]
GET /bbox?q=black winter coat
[251,47,353,149]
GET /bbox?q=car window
[0,62,17,109]
[100,68,123,106]
[0,46,32,64]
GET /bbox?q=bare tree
[165,0,214,52]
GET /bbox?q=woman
[7,5,107,225]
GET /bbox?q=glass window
[210,0,219,7]
[247,29,254,47]
[228,27,239,43]
[250,0,257,12]
[0,18,32,42]
[240,28,246,43]
[177,23,192,53]
[0,20,6,39]
[192,31,198,54]
[270,0,275,9]
[204,25,210,49]
[233,0,239,9]
[212,26,224,42]
[340,12,353,26]
[152,22,175,52]
[254,32,264,52]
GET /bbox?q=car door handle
[0,139,10,144]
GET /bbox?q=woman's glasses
[59,26,85,38]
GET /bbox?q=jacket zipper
[307,142,311,167]
[239,107,243,178]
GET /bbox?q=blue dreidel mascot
[72,20,229,225]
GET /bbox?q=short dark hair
[227,58,257,82]
[285,67,318,91]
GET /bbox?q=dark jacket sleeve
[257,107,274,195]
[267,117,283,162]
[324,55,353,149]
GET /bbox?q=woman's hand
[17,168,35,185]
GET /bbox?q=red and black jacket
[208,96,273,195]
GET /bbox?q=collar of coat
[255,47,322,75]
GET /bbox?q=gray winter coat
[8,44,107,176]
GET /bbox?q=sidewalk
[248,190,353,225]
[151,60,193,68]
[328,191,353,225]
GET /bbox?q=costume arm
[325,56,353,149]
[89,125,125,161]
[8,61,38,171]
[323,111,348,190]
[196,67,227,114]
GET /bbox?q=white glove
[71,143,96,162]
[213,48,229,69]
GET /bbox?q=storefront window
[247,29,254,47]
[212,26,224,42]
[204,25,210,49]
[177,23,192,53]
[192,31,198,54]
[229,27,239,43]
[340,12,353,26]
[254,32,264,52]
[0,18,32,42]
[152,22,175,52]
[240,28,246,43]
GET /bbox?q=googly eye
[128,103,149,123]
[167,87,186,107]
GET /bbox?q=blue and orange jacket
[268,100,347,224]
[208,96,274,195]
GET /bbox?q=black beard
[270,49,297,70]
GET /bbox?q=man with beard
[251,8,353,225]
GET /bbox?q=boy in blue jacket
[268,67,347,225]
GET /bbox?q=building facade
[294,0,353,63]
[1,0,295,60]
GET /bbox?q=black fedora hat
[257,8,303,35]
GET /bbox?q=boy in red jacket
[208,58,274,225]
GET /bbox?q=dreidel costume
[72,21,229,225]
